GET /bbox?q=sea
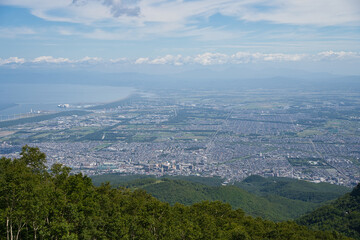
[0,83,134,120]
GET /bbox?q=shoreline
[0,84,136,118]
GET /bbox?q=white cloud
[135,57,150,64]
[232,52,306,63]
[317,51,360,60]
[110,57,128,63]
[101,0,140,17]
[0,0,358,49]
[77,56,103,63]
[32,56,72,63]
[0,51,358,68]
[235,0,360,26]
[0,0,140,24]
[231,52,256,63]
[193,53,229,65]
[190,52,307,65]
[30,56,103,64]
[1,0,359,43]
[149,55,183,65]
[0,57,25,65]
[137,0,233,24]
[131,52,307,66]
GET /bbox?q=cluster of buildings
[1,90,360,187]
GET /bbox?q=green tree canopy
[0,146,353,240]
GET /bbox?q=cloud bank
[1,51,359,67]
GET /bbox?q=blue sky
[0,0,360,74]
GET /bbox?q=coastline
[86,93,140,110]
[0,84,136,118]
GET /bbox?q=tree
[0,146,352,240]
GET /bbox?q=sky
[0,0,360,75]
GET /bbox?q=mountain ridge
[91,174,350,222]
[298,183,360,239]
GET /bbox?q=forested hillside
[0,146,350,239]
[298,183,360,239]
[91,174,349,221]
[236,175,350,203]
[120,177,317,221]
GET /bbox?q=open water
[0,83,134,119]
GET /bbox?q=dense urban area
[1,89,360,187]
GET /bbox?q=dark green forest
[91,174,349,221]
[236,175,350,203]
[0,146,352,239]
[298,183,360,239]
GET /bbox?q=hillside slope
[236,175,350,203]
[92,174,350,221]
[140,178,317,221]
[1,146,350,240]
[297,183,360,239]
